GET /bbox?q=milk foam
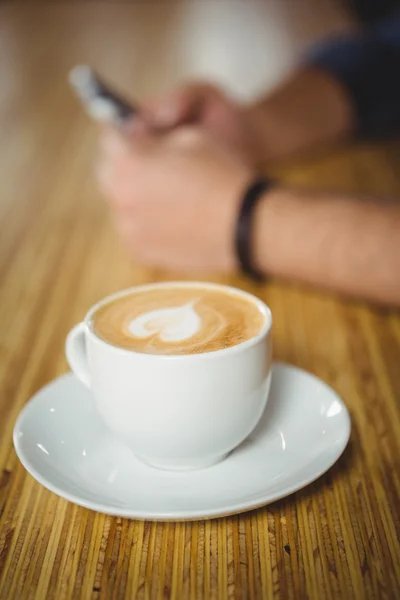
[128,302,201,342]
[92,286,265,355]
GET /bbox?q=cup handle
[66,323,91,389]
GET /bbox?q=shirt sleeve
[306,11,400,139]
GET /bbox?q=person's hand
[97,126,254,272]
[137,83,265,165]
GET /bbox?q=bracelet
[235,177,273,282]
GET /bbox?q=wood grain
[0,3,399,599]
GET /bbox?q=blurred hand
[97,126,254,272]
[137,83,265,165]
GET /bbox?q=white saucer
[13,363,350,521]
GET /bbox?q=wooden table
[1,3,399,599]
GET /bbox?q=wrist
[252,186,289,276]
[235,178,275,281]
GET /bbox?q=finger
[95,155,131,203]
[95,157,117,199]
[96,161,136,210]
[143,82,220,129]
[124,117,153,139]
[99,126,131,158]
[99,124,157,163]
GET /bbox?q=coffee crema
[91,286,265,355]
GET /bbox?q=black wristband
[235,178,273,282]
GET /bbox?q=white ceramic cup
[66,282,273,471]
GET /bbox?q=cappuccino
[91,285,265,355]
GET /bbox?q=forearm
[249,10,400,164]
[254,188,400,305]
[246,68,354,164]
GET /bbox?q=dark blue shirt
[307,11,400,139]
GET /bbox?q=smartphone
[69,65,139,127]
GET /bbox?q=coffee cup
[66,282,272,470]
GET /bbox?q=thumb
[143,83,221,129]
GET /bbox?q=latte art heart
[91,285,265,355]
[128,303,201,342]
